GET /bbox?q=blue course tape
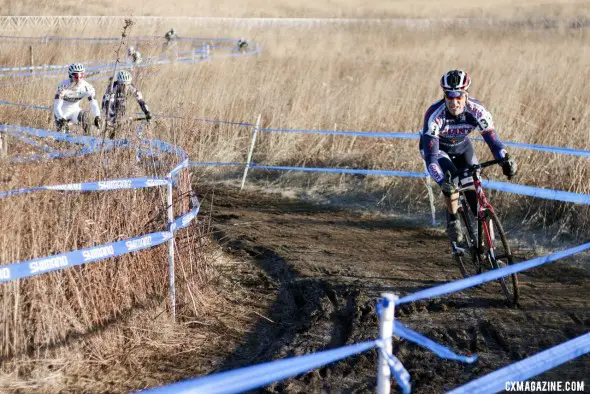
[1,124,187,161]
[0,192,199,284]
[155,113,254,127]
[169,206,200,232]
[1,124,97,145]
[189,161,245,167]
[396,242,590,305]
[144,137,187,159]
[471,138,590,158]
[0,177,169,199]
[365,299,412,394]
[483,179,590,205]
[141,340,377,394]
[167,158,189,178]
[378,346,411,394]
[250,164,427,178]
[259,128,590,158]
[0,59,110,73]
[393,322,477,363]
[188,161,428,178]
[2,95,587,160]
[10,143,112,163]
[188,161,590,205]
[259,127,590,157]
[0,100,52,110]
[260,127,418,140]
[0,231,172,283]
[0,36,255,83]
[447,332,590,394]
[6,131,56,154]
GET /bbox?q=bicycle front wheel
[454,198,482,278]
[481,209,519,306]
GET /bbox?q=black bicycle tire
[482,209,520,306]
[454,197,482,278]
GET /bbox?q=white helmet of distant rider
[116,69,133,85]
[68,63,85,82]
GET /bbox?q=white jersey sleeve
[53,79,71,119]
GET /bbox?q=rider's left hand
[94,116,102,129]
[502,156,518,179]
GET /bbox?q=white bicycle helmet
[68,63,85,78]
[116,69,133,84]
[440,69,471,92]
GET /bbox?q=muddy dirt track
[200,184,589,393]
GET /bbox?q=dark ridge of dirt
[198,184,590,394]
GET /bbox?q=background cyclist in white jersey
[127,46,142,66]
[53,63,102,134]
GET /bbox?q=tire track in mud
[200,185,590,393]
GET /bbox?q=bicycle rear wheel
[481,209,519,306]
[454,197,482,278]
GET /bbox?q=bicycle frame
[454,157,505,260]
[471,171,496,255]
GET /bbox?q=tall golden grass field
[0,2,589,391]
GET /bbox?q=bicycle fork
[452,195,475,257]
[480,211,497,265]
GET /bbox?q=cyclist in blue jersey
[420,70,517,244]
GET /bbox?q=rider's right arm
[53,83,68,119]
[53,97,64,119]
[53,88,64,119]
[422,117,445,185]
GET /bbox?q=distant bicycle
[446,156,520,306]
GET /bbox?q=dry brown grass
[0,9,589,391]
[2,0,590,19]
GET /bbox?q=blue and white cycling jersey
[420,97,505,184]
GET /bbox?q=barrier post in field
[179,166,192,214]
[167,178,176,321]
[29,45,34,75]
[136,124,143,163]
[241,113,262,190]
[377,293,397,394]
[423,161,436,226]
[0,133,6,158]
[202,43,210,61]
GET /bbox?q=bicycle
[56,111,99,136]
[102,115,153,164]
[104,115,150,140]
[446,157,520,306]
